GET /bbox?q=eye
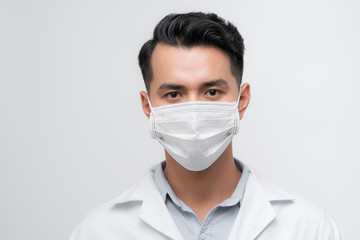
[166,92,180,99]
[206,89,220,96]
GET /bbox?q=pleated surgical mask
[148,95,240,171]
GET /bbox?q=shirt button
[200,233,206,240]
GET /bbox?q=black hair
[138,12,245,92]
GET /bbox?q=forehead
[149,43,237,91]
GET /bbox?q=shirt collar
[153,158,250,208]
[153,161,172,201]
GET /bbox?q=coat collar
[113,163,293,240]
[113,166,184,239]
[228,171,294,240]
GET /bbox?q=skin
[140,43,251,223]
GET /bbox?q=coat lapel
[138,185,184,240]
[115,169,184,240]
[228,172,293,240]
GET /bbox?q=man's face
[140,43,250,119]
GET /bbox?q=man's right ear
[140,91,151,119]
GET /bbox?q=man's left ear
[238,83,251,120]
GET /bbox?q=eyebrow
[200,79,229,90]
[158,83,186,91]
[156,79,230,94]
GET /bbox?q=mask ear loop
[147,93,154,111]
[235,92,241,107]
[147,93,158,139]
[234,92,241,134]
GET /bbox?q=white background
[0,0,359,239]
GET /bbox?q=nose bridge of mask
[148,93,240,109]
[147,93,241,117]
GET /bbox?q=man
[69,12,342,239]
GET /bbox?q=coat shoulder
[68,180,150,240]
[257,177,343,239]
[69,197,143,240]
[68,167,166,240]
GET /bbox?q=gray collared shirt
[153,159,250,240]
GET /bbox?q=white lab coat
[69,165,343,240]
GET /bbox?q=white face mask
[148,95,240,171]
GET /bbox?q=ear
[140,91,151,119]
[238,83,251,120]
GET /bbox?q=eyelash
[164,89,223,99]
[205,89,222,96]
[165,92,181,98]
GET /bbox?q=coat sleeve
[68,214,100,240]
[68,213,118,240]
[68,204,117,240]
[68,224,82,240]
[314,206,344,240]
[326,214,344,240]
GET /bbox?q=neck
[163,143,241,222]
